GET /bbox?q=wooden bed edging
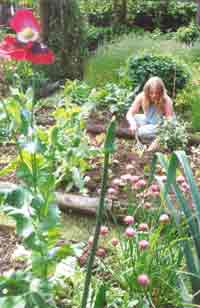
[0,182,112,216]
[86,122,200,145]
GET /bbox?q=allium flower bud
[138,240,149,250]
[137,274,150,286]
[134,179,146,190]
[150,184,160,192]
[138,223,149,232]
[159,214,170,224]
[100,226,109,236]
[108,187,118,195]
[124,215,134,225]
[112,178,121,186]
[125,227,136,238]
[126,164,134,171]
[121,174,132,181]
[111,238,119,246]
[131,175,140,183]
[143,202,152,209]
[88,236,94,246]
[96,248,106,258]
[176,175,185,184]
[181,182,189,192]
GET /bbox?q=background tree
[39,0,85,81]
[113,0,127,27]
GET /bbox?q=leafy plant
[176,21,200,46]
[175,82,200,131]
[151,150,200,305]
[0,87,74,307]
[127,54,190,96]
[158,118,188,151]
[3,61,48,94]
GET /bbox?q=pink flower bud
[112,178,121,186]
[100,226,109,236]
[138,223,149,232]
[137,274,150,287]
[121,174,133,181]
[124,215,135,225]
[125,227,136,238]
[181,182,189,192]
[88,236,94,246]
[143,202,152,209]
[131,175,140,183]
[108,187,118,195]
[134,179,146,190]
[96,248,106,258]
[150,184,160,192]
[126,164,134,171]
[176,175,185,184]
[159,214,170,224]
[138,240,149,250]
[111,238,119,246]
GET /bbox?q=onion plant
[150,150,200,306]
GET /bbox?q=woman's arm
[126,93,142,132]
[164,96,174,118]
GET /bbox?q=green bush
[79,0,196,30]
[3,61,48,94]
[176,82,200,132]
[86,25,113,51]
[127,54,190,96]
[176,21,200,46]
[158,118,188,151]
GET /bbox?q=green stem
[81,120,116,308]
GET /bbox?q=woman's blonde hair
[143,76,167,113]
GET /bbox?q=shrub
[86,25,113,51]
[175,82,200,131]
[127,54,190,96]
[158,118,188,151]
[176,21,200,46]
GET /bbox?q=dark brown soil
[0,225,21,274]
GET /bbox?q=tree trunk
[39,0,85,81]
[120,0,127,24]
[113,0,127,27]
[196,0,200,26]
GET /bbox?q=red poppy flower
[10,9,41,33]
[0,9,54,64]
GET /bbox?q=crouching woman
[126,76,175,151]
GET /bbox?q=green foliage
[0,88,74,307]
[79,0,196,30]
[176,21,200,46]
[130,0,196,31]
[175,82,200,131]
[90,83,130,115]
[63,79,91,106]
[151,151,200,305]
[158,118,188,151]
[86,25,113,51]
[79,0,113,27]
[62,79,131,116]
[51,100,100,192]
[127,54,190,95]
[3,61,48,94]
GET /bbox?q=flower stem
[80,120,116,308]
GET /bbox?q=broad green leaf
[93,284,107,308]
[104,119,116,154]
[0,296,26,308]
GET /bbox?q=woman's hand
[129,121,137,134]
